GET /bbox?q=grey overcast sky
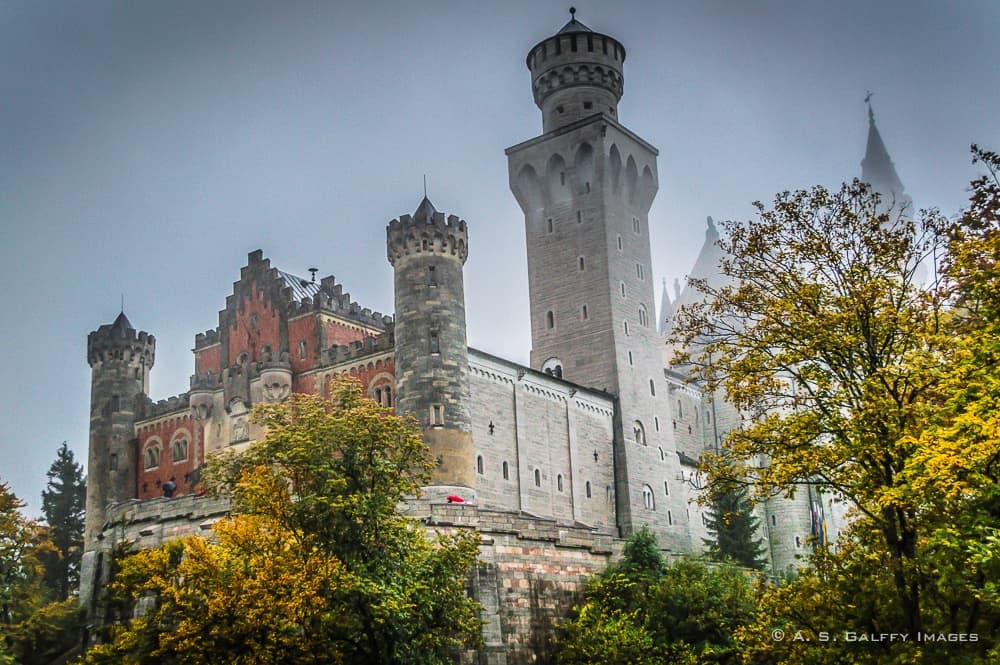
[1,0,997,515]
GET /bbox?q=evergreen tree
[40,442,86,600]
[702,481,766,570]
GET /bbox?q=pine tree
[702,481,766,570]
[40,442,86,599]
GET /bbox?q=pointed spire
[861,95,905,201]
[413,196,437,224]
[658,277,675,336]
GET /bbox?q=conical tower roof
[110,310,134,335]
[413,196,437,223]
[861,100,905,202]
[558,7,592,34]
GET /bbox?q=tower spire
[861,93,904,202]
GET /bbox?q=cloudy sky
[1,0,997,515]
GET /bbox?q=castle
[80,12,907,661]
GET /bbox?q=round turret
[527,9,626,133]
[83,311,155,553]
[387,197,474,495]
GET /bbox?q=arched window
[632,420,646,445]
[557,474,564,492]
[298,340,307,360]
[542,357,563,378]
[642,485,655,510]
[476,455,484,475]
[144,445,161,470]
[534,469,541,487]
[638,304,649,327]
[546,310,555,329]
[502,461,509,480]
[171,437,188,464]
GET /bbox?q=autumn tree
[41,442,86,600]
[675,170,1000,662]
[0,482,81,665]
[83,380,482,665]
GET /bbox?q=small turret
[388,197,474,496]
[84,311,155,552]
[526,8,626,132]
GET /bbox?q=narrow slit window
[429,333,439,354]
[546,311,554,329]
[534,469,541,487]
[427,265,437,286]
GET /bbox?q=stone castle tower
[506,12,687,548]
[387,197,474,498]
[84,312,155,551]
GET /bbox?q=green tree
[83,380,482,665]
[702,480,766,570]
[41,442,86,600]
[555,529,757,665]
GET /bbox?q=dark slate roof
[413,196,437,223]
[110,311,134,333]
[275,269,321,302]
[558,17,592,34]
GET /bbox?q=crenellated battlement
[387,203,469,266]
[321,333,393,365]
[144,393,191,419]
[87,315,156,368]
[194,329,219,349]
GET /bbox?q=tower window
[772,514,777,526]
[628,351,633,365]
[668,510,673,525]
[638,305,649,327]
[427,265,437,286]
[583,101,592,110]
[659,447,665,461]
[795,536,802,548]
[546,311,554,329]
[502,461,509,480]
[636,263,645,280]
[576,210,582,224]
[477,455,484,475]
[649,379,656,396]
[429,333,439,354]
[298,340,308,360]
[633,421,646,445]
[560,172,566,186]
[578,256,585,271]
[585,181,591,193]
[581,305,588,320]
[547,218,554,234]
[556,105,565,114]
[620,282,626,298]
[642,485,655,510]
[664,481,670,495]
[109,454,118,471]
[534,469,541,487]
[557,474,564,492]
[624,320,630,336]
[654,417,660,431]
[617,235,623,251]
[586,481,592,498]
[633,217,640,233]
[431,404,444,426]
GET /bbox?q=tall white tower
[506,11,686,548]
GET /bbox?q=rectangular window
[431,405,444,426]
[581,304,588,320]
[109,454,118,471]
[429,333,439,354]
[547,218,554,234]
[633,217,640,233]
[427,265,437,286]
[576,210,582,224]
